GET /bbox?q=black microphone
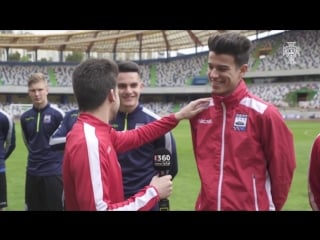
[153,148,171,211]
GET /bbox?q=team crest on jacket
[233,114,247,131]
[43,115,51,123]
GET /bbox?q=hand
[150,175,173,199]
[174,97,211,120]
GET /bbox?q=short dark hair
[208,32,251,67]
[72,58,118,111]
[118,61,141,76]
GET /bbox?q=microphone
[153,148,171,211]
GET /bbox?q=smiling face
[207,51,248,96]
[117,71,143,113]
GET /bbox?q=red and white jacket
[190,80,296,211]
[308,134,320,210]
[63,112,178,211]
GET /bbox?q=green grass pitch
[6,120,320,211]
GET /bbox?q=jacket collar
[212,79,248,106]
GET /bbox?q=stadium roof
[0,30,266,55]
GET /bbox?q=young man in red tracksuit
[308,134,320,210]
[189,32,296,211]
[63,58,210,211]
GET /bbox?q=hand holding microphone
[150,175,172,199]
[153,148,172,211]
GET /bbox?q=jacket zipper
[252,174,259,211]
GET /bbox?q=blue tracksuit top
[0,110,16,172]
[20,103,65,176]
[49,109,79,151]
[110,104,178,199]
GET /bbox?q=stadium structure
[1,30,320,119]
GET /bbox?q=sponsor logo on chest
[198,119,212,124]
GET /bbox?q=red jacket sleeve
[260,107,296,210]
[112,114,179,153]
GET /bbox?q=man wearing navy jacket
[0,109,16,211]
[110,61,178,211]
[20,73,65,211]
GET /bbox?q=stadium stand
[1,30,320,119]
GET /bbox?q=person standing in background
[0,109,16,211]
[20,73,65,211]
[189,32,296,211]
[110,61,178,211]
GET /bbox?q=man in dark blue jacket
[20,73,65,211]
[110,61,178,211]
[0,109,16,211]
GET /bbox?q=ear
[108,89,116,103]
[239,64,248,79]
